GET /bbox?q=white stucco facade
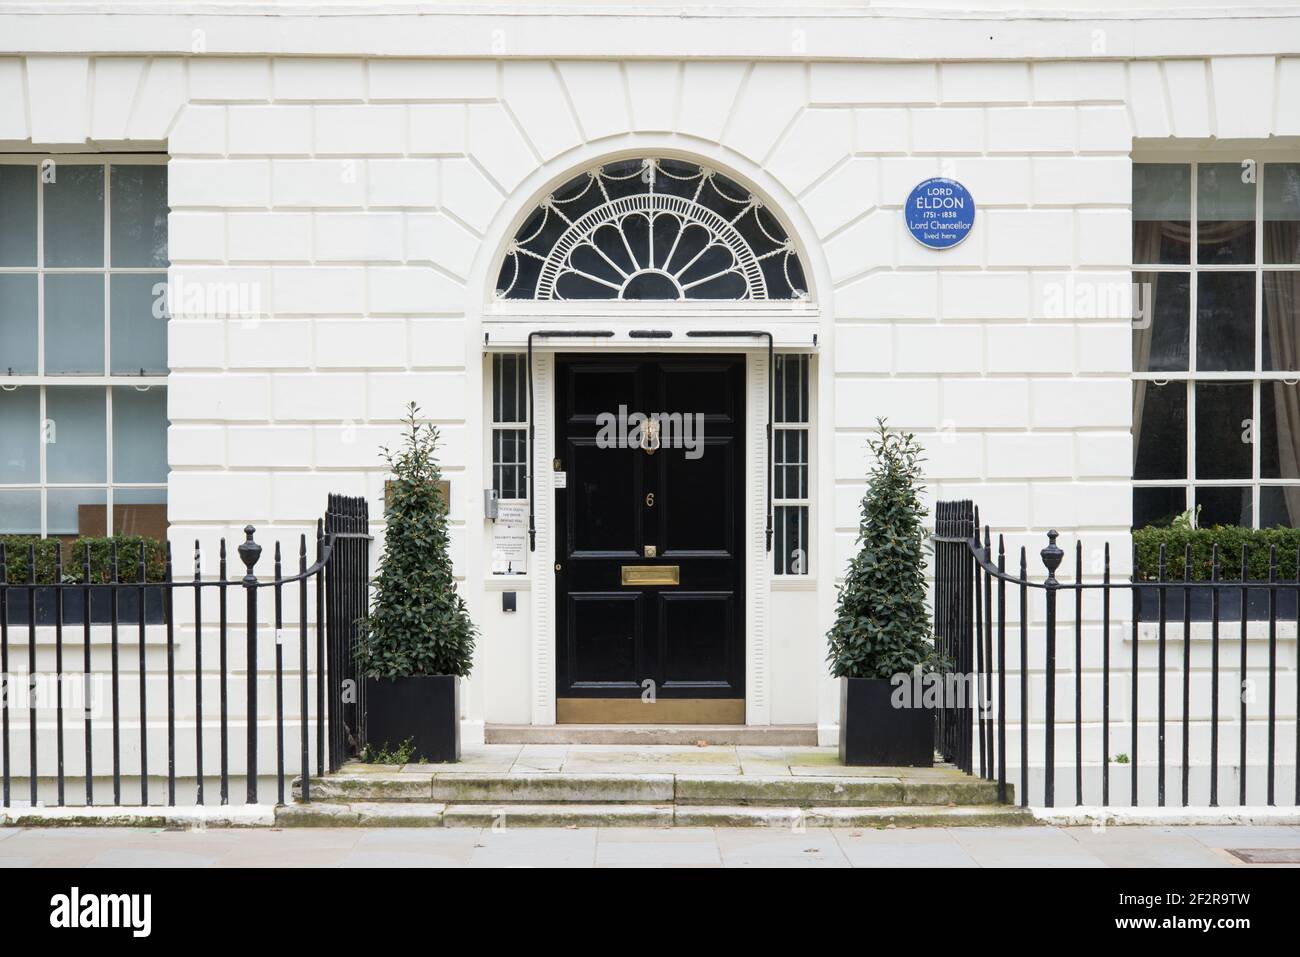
[2,1,1299,800]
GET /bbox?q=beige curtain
[1262,222,1300,524]
[1131,221,1189,465]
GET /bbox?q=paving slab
[1182,825,1300,848]
[831,829,979,868]
[715,829,851,868]
[951,826,1108,867]
[1062,827,1230,868]
[596,839,721,866]
[468,827,598,867]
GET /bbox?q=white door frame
[525,342,781,726]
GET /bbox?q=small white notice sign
[553,471,567,489]
[491,500,528,575]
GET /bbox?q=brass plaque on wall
[620,565,679,586]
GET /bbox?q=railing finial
[1041,529,1064,584]
[238,525,261,584]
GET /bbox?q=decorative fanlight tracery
[496,158,808,301]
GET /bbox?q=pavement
[1,824,1298,867]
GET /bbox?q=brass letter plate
[621,565,680,586]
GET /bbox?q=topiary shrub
[827,418,937,680]
[0,536,167,584]
[356,403,476,679]
[1133,525,1300,582]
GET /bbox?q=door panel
[555,354,745,712]
[658,437,735,556]
[568,438,640,556]
[566,592,641,688]
[659,591,734,688]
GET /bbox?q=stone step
[673,805,1035,828]
[485,723,819,746]
[274,802,1034,828]
[294,772,1010,807]
[673,775,1006,807]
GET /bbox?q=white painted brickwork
[0,1,1298,788]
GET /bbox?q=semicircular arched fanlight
[496,158,808,301]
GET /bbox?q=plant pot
[4,585,166,626]
[364,674,460,763]
[838,676,934,767]
[1135,583,1299,623]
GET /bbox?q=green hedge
[0,536,168,585]
[1133,526,1300,582]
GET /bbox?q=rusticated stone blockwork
[0,3,1297,780]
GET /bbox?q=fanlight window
[496,158,808,301]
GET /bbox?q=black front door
[555,354,745,721]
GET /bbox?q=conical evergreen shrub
[827,418,936,680]
[357,403,476,679]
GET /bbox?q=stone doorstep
[292,772,1008,807]
[271,802,1036,828]
[485,724,819,746]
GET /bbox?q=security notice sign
[492,500,528,575]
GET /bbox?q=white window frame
[0,153,169,538]
[489,352,529,503]
[1133,148,1300,529]
[773,352,813,575]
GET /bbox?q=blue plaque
[904,178,975,250]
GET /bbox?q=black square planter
[839,676,934,767]
[364,674,460,763]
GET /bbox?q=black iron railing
[933,499,1299,809]
[0,495,370,809]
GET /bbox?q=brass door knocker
[640,418,661,455]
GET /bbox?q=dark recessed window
[1133,160,1300,529]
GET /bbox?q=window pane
[1260,381,1300,480]
[492,427,526,499]
[1133,486,1187,528]
[0,489,40,534]
[0,386,39,483]
[773,504,809,575]
[44,274,104,375]
[1195,485,1252,527]
[110,165,168,267]
[110,273,168,375]
[45,387,106,483]
[776,355,809,424]
[775,429,808,499]
[1194,381,1252,480]
[47,487,106,537]
[1132,271,1189,372]
[1133,163,1190,264]
[1133,381,1186,480]
[112,487,167,538]
[1262,272,1300,371]
[0,165,37,266]
[1197,162,1255,265]
[0,274,38,375]
[43,164,104,267]
[1260,486,1300,528]
[1196,271,1255,371]
[112,386,167,483]
[1263,163,1300,265]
